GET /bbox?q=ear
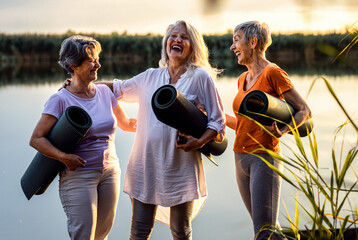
[249,37,258,49]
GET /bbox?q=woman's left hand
[176,132,202,152]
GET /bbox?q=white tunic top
[113,67,225,224]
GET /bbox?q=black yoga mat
[151,85,228,166]
[239,90,313,137]
[21,106,92,200]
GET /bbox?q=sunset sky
[0,0,357,34]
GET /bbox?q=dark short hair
[58,35,101,74]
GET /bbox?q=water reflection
[0,71,357,240]
[1,59,357,87]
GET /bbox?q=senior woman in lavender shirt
[30,35,136,240]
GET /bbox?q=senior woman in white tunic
[102,20,225,240]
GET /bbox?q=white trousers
[59,166,120,240]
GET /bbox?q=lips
[172,45,183,52]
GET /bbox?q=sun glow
[0,0,356,34]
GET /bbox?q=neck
[67,76,96,98]
[168,63,187,84]
[246,54,270,79]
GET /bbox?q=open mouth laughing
[172,45,183,52]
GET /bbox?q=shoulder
[133,67,164,81]
[48,90,65,102]
[142,67,163,77]
[43,91,65,119]
[192,67,211,79]
[189,68,212,87]
[263,63,293,94]
[264,63,288,77]
[95,83,112,93]
[237,71,247,86]
[238,71,248,80]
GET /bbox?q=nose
[174,36,182,42]
[230,43,235,51]
[94,61,101,69]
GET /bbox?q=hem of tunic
[124,190,208,225]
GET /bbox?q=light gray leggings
[235,152,283,240]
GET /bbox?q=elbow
[29,137,36,149]
[305,105,312,120]
[29,136,39,150]
[308,109,313,120]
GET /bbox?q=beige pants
[59,166,120,240]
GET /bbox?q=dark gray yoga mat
[239,90,313,137]
[151,85,228,166]
[21,106,92,200]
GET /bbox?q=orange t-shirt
[232,63,294,153]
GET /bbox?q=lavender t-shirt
[43,84,119,170]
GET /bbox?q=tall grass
[250,22,358,240]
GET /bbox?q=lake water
[0,70,357,240]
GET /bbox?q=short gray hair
[58,35,101,74]
[234,21,272,52]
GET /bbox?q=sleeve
[198,71,226,141]
[113,69,151,102]
[42,93,64,120]
[100,84,118,109]
[111,94,118,108]
[268,66,294,96]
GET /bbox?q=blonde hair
[159,20,221,79]
[234,21,272,53]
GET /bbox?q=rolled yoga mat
[239,90,313,137]
[151,85,228,166]
[21,106,92,200]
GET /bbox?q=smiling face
[72,49,101,82]
[166,24,192,65]
[230,30,252,66]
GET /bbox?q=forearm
[281,87,312,135]
[113,104,137,132]
[225,113,237,130]
[197,128,218,147]
[29,137,66,162]
[280,108,312,134]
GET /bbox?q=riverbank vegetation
[0,30,357,85]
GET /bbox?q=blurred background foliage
[0,31,357,85]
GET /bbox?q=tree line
[0,31,356,63]
[0,31,357,85]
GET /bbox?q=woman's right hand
[60,153,86,171]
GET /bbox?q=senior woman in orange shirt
[225,21,311,240]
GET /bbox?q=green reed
[246,22,358,240]
[243,81,357,239]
